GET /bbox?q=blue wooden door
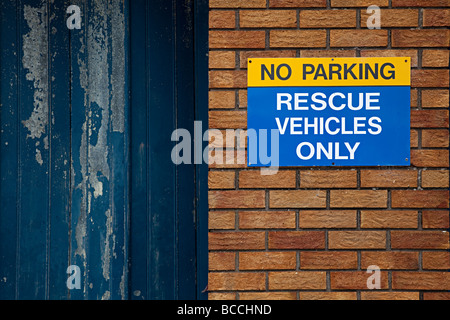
[0,0,207,300]
[129,0,208,300]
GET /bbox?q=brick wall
[208,0,450,300]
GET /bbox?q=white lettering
[277,93,292,110]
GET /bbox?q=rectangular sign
[247,57,411,167]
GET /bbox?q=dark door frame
[129,0,209,300]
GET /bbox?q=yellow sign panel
[248,57,410,87]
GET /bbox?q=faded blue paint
[0,0,129,300]
[0,0,207,300]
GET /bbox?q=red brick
[392,0,450,6]
[330,271,389,290]
[423,292,450,300]
[209,110,247,129]
[361,210,418,229]
[301,49,356,58]
[209,51,236,69]
[422,130,449,148]
[360,251,419,270]
[209,10,236,29]
[423,9,450,27]
[301,251,357,270]
[392,190,449,208]
[209,211,236,230]
[410,129,418,148]
[239,292,297,300]
[209,70,247,88]
[207,131,227,149]
[361,292,419,300]
[240,50,296,69]
[300,10,356,28]
[330,29,388,47]
[208,149,247,169]
[392,29,450,48]
[270,30,327,48]
[421,90,449,109]
[422,170,449,188]
[240,10,297,28]
[270,0,327,7]
[411,69,450,88]
[209,292,236,300]
[332,0,389,6]
[411,110,449,128]
[392,272,450,290]
[269,231,326,249]
[360,170,417,188]
[300,170,357,188]
[422,210,450,229]
[209,252,236,270]
[300,292,357,300]
[410,88,418,107]
[391,231,449,249]
[209,170,236,189]
[330,190,387,208]
[269,190,327,208]
[238,90,247,109]
[239,252,296,270]
[361,9,418,27]
[209,90,235,109]
[209,190,266,209]
[210,31,266,49]
[299,210,357,228]
[360,49,418,67]
[269,271,326,290]
[411,150,449,168]
[328,231,386,249]
[239,170,296,188]
[209,231,266,250]
[208,272,266,291]
[239,211,296,229]
[422,50,449,68]
[210,0,266,8]
[422,252,450,270]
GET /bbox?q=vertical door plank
[147,0,177,300]
[70,0,128,300]
[175,0,196,300]
[129,0,149,300]
[69,0,89,300]
[130,0,207,300]
[47,0,71,300]
[194,0,210,300]
[0,0,20,300]
[17,0,50,299]
[108,0,129,301]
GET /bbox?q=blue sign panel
[247,85,410,167]
[247,58,411,167]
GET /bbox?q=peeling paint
[22,3,49,164]
[69,0,128,298]
[110,0,126,133]
[72,1,127,298]
[35,148,43,165]
[102,209,113,281]
[101,290,110,300]
[119,269,126,300]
